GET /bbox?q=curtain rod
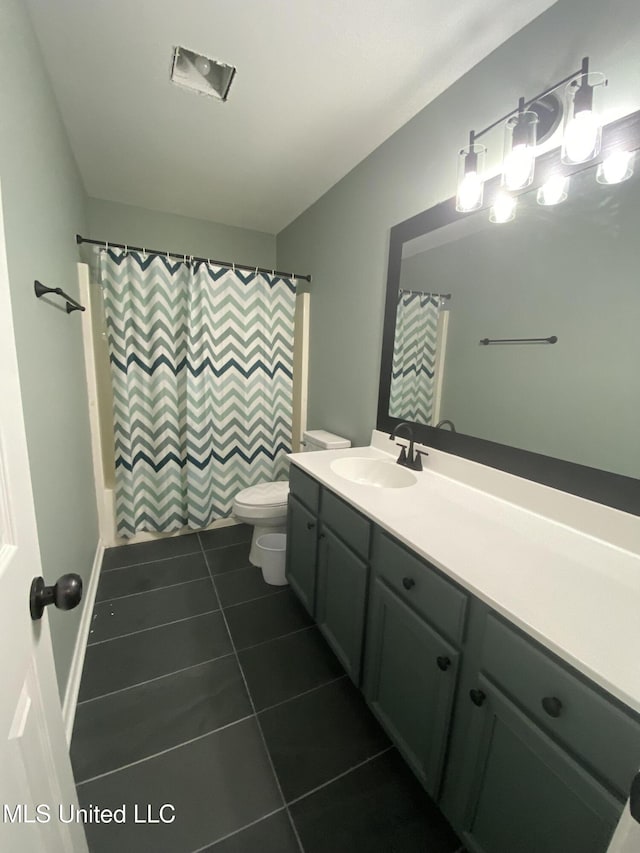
[75,235,312,283]
[399,288,451,299]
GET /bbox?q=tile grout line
[257,674,348,715]
[235,624,315,654]
[77,623,316,706]
[186,807,286,852]
[86,608,221,647]
[75,713,256,788]
[95,574,211,603]
[285,745,395,808]
[75,651,236,705]
[100,548,204,573]
[100,533,251,574]
[200,537,307,853]
[221,586,288,611]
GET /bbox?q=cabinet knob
[306,521,315,530]
[402,577,415,590]
[436,655,451,671]
[541,696,563,718]
[469,688,486,707]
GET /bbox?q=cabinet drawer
[481,614,640,798]
[289,464,320,514]
[372,530,467,646]
[321,489,370,559]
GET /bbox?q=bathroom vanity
[285,436,640,853]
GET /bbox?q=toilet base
[249,523,286,567]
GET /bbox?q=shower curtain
[389,290,443,425]
[100,249,296,538]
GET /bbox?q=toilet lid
[235,481,290,507]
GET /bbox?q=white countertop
[289,441,640,715]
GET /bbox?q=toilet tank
[301,430,350,452]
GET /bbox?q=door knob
[402,577,415,590]
[30,573,83,621]
[436,655,451,671]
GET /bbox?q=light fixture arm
[468,59,590,145]
[572,56,594,114]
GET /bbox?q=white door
[0,183,88,853]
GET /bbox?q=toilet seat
[233,481,289,521]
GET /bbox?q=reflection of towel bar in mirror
[479,335,558,345]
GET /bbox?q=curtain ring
[123,244,128,256]
[142,247,147,260]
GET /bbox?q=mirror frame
[377,108,640,516]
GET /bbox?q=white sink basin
[330,457,417,489]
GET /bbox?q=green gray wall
[0,0,96,698]
[277,0,640,448]
[86,197,276,268]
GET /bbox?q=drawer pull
[436,656,451,671]
[470,688,486,707]
[542,696,563,718]
[402,577,415,590]
[306,521,315,530]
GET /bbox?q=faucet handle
[413,449,429,471]
[395,443,408,464]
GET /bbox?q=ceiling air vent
[170,46,236,101]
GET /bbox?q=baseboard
[63,538,104,745]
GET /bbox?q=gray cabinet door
[456,675,622,853]
[286,496,318,616]
[315,527,368,685]
[363,577,459,798]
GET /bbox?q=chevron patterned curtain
[100,249,296,538]
[389,290,441,424]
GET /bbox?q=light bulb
[596,150,634,184]
[503,143,536,190]
[194,55,211,77]
[537,175,569,206]
[490,192,516,224]
[563,110,600,163]
[457,171,483,212]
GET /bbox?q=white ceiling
[26,0,556,234]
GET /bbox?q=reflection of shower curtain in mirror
[389,290,448,424]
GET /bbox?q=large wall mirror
[377,109,640,515]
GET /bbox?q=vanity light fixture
[456,134,487,212]
[489,191,517,223]
[561,59,606,165]
[502,99,538,190]
[537,174,569,206]
[455,57,619,223]
[596,150,634,184]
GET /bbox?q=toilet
[233,429,351,568]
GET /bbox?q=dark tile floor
[72,525,462,853]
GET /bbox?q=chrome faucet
[389,422,428,471]
[435,419,456,432]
